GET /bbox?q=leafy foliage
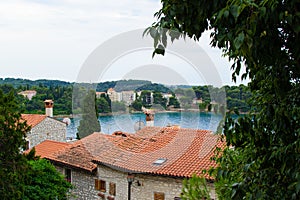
[150,0,300,199]
[1,78,252,114]
[168,95,180,108]
[136,83,171,93]
[97,95,111,113]
[131,98,143,111]
[0,90,30,199]
[181,174,211,200]
[23,159,72,200]
[152,91,168,109]
[0,90,72,200]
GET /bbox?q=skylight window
[153,158,167,165]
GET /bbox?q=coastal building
[21,114,66,149]
[121,90,136,105]
[137,91,153,105]
[31,126,224,200]
[18,90,37,100]
[192,98,203,105]
[107,88,121,102]
[162,93,173,104]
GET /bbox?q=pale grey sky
[0,0,247,86]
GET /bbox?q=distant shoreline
[54,109,215,119]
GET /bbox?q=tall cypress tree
[77,90,101,139]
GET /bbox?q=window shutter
[100,180,106,192]
[95,179,99,190]
[154,192,165,200]
[95,179,106,191]
[109,182,116,196]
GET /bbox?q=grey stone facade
[55,166,99,200]
[96,165,183,200]
[96,165,217,200]
[26,117,66,148]
[53,164,217,200]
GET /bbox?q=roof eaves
[46,157,97,173]
[92,159,142,174]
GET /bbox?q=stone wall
[97,165,128,200]
[55,165,99,200]
[132,174,183,200]
[96,165,218,200]
[27,117,66,147]
[54,164,217,200]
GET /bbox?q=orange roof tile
[26,140,97,172]
[21,114,47,127]
[52,140,97,172]
[25,140,71,159]
[29,127,225,177]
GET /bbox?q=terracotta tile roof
[93,127,223,178]
[21,114,47,127]
[51,140,97,172]
[25,140,71,159]
[28,126,225,177]
[26,139,97,172]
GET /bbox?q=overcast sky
[0,0,247,86]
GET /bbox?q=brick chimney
[142,108,154,127]
[44,99,54,117]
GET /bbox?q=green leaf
[234,32,245,49]
[230,5,239,19]
[224,10,229,18]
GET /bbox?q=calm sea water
[66,112,224,138]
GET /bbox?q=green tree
[0,90,30,199]
[96,97,111,113]
[192,86,211,102]
[153,91,167,109]
[168,95,180,108]
[181,174,211,200]
[0,90,72,200]
[140,90,152,108]
[150,0,300,199]
[23,158,72,200]
[198,101,209,112]
[131,99,143,111]
[77,90,101,139]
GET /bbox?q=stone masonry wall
[27,117,66,147]
[55,165,99,200]
[96,165,218,200]
[132,174,183,200]
[97,165,128,200]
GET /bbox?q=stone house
[21,114,66,149]
[32,126,224,200]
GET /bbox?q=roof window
[153,158,167,165]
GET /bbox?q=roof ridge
[42,139,70,145]
[21,113,47,116]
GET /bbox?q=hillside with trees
[0,78,252,115]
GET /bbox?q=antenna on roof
[134,119,145,131]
